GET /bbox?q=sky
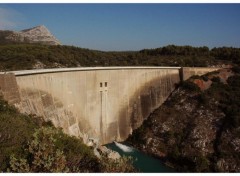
[0,3,240,51]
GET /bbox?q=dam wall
[0,66,220,144]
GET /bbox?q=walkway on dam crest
[1,66,181,76]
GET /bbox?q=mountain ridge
[0,25,61,45]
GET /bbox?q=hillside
[0,44,240,71]
[127,66,240,172]
[0,97,135,172]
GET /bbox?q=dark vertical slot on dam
[100,90,103,142]
[104,82,108,142]
[100,81,107,143]
[104,89,108,141]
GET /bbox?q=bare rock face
[2,25,61,45]
[98,146,121,160]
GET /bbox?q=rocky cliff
[0,25,61,45]
[127,67,240,172]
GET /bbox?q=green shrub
[169,146,180,160]
[195,156,210,172]
[211,76,221,82]
[201,75,209,81]
[8,127,69,173]
[232,66,240,74]
[197,93,208,105]
[180,81,200,92]
[100,156,136,173]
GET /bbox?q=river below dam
[105,142,174,173]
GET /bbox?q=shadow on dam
[115,74,178,142]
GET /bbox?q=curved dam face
[0,67,219,144]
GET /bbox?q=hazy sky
[0,3,240,51]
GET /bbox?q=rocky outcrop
[191,68,233,91]
[193,79,212,91]
[98,146,121,160]
[1,25,61,45]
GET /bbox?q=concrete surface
[0,66,220,144]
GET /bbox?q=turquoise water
[105,142,174,173]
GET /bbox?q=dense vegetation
[0,97,135,172]
[127,67,240,172]
[0,44,240,71]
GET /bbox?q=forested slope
[0,44,239,71]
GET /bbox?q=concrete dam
[0,67,219,144]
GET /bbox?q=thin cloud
[0,7,25,30]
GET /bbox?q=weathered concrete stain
[114,70,180,142]
[0,73,20,105]
[0,67,220,144]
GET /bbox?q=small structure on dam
[0,67,219,144]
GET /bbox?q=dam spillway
[0,67,219,144]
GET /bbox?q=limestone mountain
[0,25,61,45]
